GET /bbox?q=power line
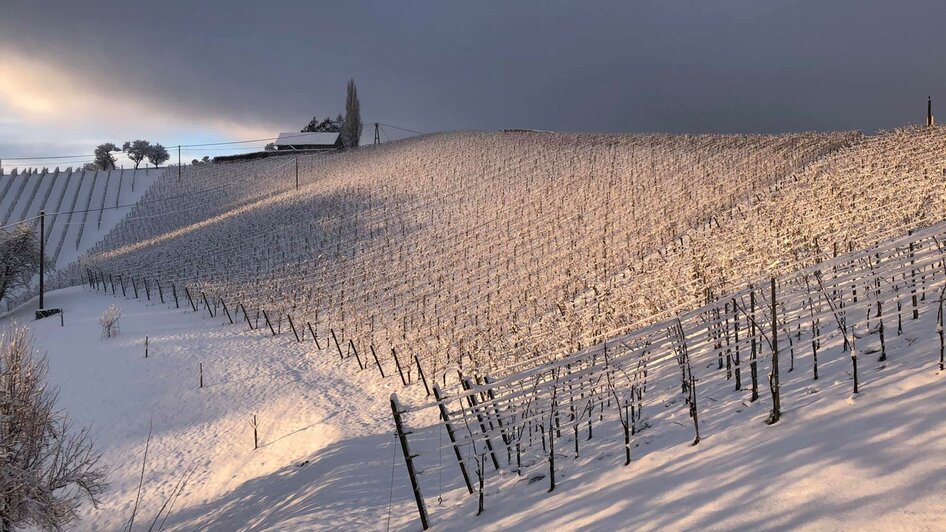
[1,122,427,162]
[2,154,94,161]
[379,123,427,136]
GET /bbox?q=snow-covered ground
[1,167,162,311]
[5,129,946,531]
[3,286,434,531]
[4,281,945,530]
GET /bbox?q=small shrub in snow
[99,304,122,339]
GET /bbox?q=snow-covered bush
[0,223,49,307]
[0,324,107,530]
[98,304,122,339]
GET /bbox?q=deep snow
[4,283,945,531]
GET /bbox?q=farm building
[273,131,342,151]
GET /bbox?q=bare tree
[0,324,107,531]
[0,224,50,306]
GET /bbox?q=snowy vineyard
[0,166,160,311]
[5,125,939,528]
[72,130,873,387]
[391,217,946,528]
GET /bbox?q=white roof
[274,132,339,146]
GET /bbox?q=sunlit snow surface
[4,283,944,531]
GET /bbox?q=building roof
[274,132,340,147]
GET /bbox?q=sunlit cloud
[0,49,280,169]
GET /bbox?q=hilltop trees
[93,143,121,170]
[145,144,170,168]
[342,79,362,149]
[122,140,152,170]
[0,324,107,530]
[302,115,343,133]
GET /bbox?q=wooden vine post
[767,277,781,425]
[287,314,301,342]
[390,394,430,530]
[432,385,474,494]
[749,288,759,401]
[462,377,500,470]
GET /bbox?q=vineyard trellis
[77,213,946,528]
[71,129,889,390]
[19,126,941,526]
[389,220,946,528]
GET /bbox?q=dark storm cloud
[1,0,945,143]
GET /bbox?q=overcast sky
[1,1,944,169]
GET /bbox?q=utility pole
[39,210,45,309]
[374,122,381,145]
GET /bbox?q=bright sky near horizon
[2,0,945,170]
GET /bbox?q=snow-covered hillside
[4,127,946,530]
[77,131,862,384]
[5,242,945,530]
[0,166,161,311]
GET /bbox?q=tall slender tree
[342,79,362,149]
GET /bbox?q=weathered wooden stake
[349,340,364,369]
[241,304,254,330]
[262,310,276,336]
[548,410,556,492]
[370,345,386,378]
[201,292,213,317]
[415,354,431,396]
[851,325,859,394]
[433,385,473,494]
[767,277,781,425]
[463,378,499,470]
[184,287,197,312]
[477,456,485,516]
[307,322,321,349]
[392,347,408,386]
[220,298,233,324]
[329,328,344,360]
[877,301,887,362]
[483,376,512,460]
[938,295,945,371]
[390,394,430,530]
[287,314,300,342]
[750,289,759,401]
